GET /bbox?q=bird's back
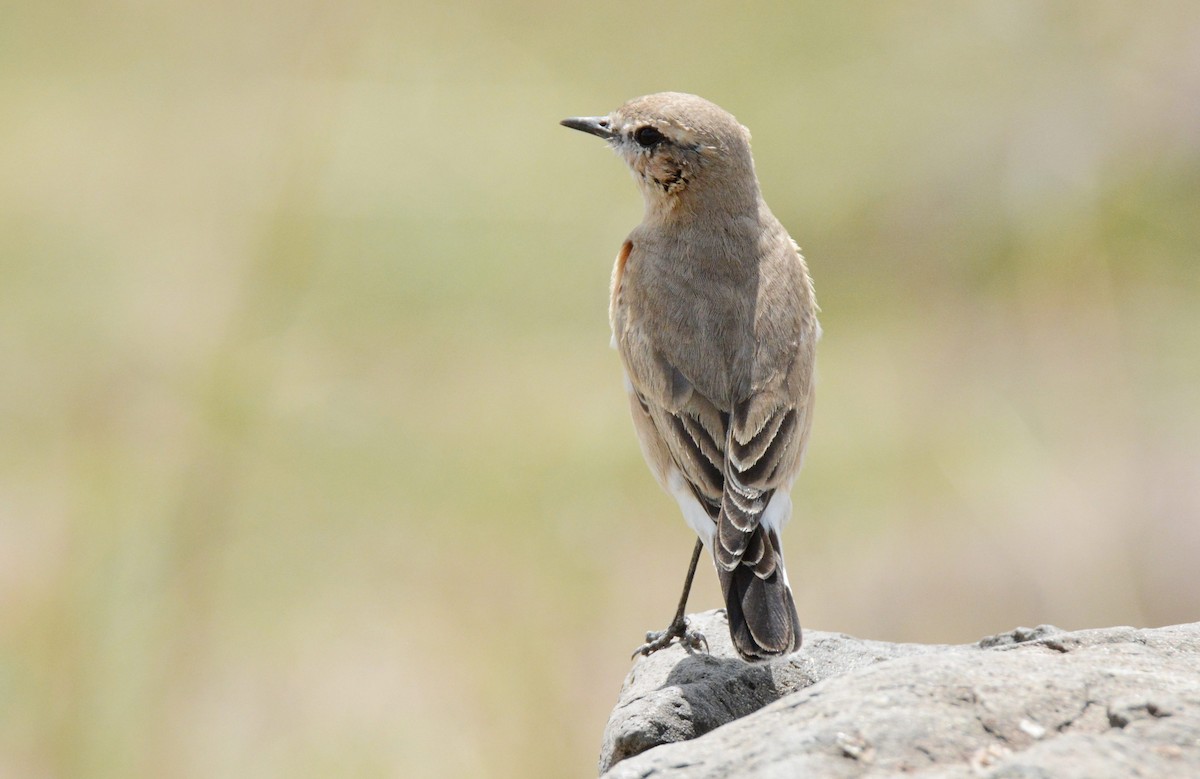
[615,204,813,413]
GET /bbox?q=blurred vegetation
[2,1,1199,777]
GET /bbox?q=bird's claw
[631,618,709,659]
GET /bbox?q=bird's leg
[632,538,709,658]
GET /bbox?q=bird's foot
[631,616,708,659]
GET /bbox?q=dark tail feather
[718,560,801,662]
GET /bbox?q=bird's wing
[620,333,814,575]
[716,382,813,574]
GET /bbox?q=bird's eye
[633,125,664,147]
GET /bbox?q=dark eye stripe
[633,125,664,147]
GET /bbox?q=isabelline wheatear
[562,93,819,661]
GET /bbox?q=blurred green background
[3,1,1199,777]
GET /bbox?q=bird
[561,92,819,662]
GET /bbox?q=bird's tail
[716,527,801,661]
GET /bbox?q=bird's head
[561,92,759,217]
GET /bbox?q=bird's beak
[560,116,615,140]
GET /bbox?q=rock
[599,610,946,773]
[599,611,1200,778]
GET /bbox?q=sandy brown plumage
[564,92,818,661]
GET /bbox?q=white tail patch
[667,468,717,549]
[762,489,794,587]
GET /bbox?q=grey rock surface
[600,610,1200,778]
